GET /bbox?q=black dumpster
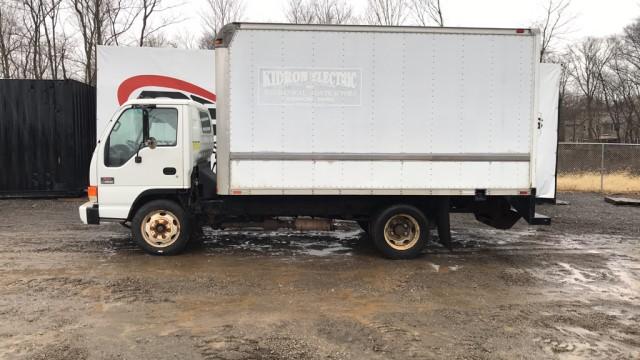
[0,79,96,197]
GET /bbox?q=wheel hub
[141,210,181,248]
[151,220,170,238]
[384,214,420,250]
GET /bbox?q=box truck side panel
[225,27,538,195]
[230,160,530,192]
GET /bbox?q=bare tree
[35,0,70,79]
[141,32,171,47]
[285,0,315,24]
[536,0,574,61]
[0,6,9,77]
[312,0,353,24]
[0,1,23,78]
[70,0,140,84]
[201,0,244,49]
[409,0,443,27]
[139,0,159,46]
[611,21,640,142]
[139,0,182,46]
[21,0,49,79]
[169,28,199,49]
[70,0,95,83]
[285,0,353,24]
[104,0,141,46]
[620,19,640,89]
[567,37,614,140]
[7,0,68,80]
[597,39,625,141]
[2,0,193,80]
[55,28,73,78]
[364,0,408,26]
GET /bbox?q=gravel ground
[0,192,638,359]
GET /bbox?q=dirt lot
[0,193,638,359]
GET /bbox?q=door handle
[163,167,177,175]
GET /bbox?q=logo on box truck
[259,68,361,106]
[117,75,217,105]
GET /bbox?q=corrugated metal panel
[0,79,96,197]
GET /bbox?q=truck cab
[79,99,215,253]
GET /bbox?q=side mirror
[145,137,157,149]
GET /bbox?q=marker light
[88,186,98,202]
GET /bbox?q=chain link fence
[558,143,640,193]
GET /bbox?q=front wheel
[371,204,429,259]
[131,200,191,255]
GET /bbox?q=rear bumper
[79,201,100,225]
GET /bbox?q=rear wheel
[132,200,191,255]
[371,204,429,259]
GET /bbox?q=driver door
[97,105,184,219]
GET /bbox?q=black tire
[371,204,429,259]
[131,200,191,255]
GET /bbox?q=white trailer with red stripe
[80,23,558,259]
[96,46,216,138]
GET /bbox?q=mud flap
[197,161,217,199]
[473,198,522,230]
[474,208,521,230]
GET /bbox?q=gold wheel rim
[141,210,181,248]
[383,214,420,251]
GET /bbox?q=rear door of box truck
[215,24,540,196]
[536,63,562,201]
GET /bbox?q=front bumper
[79,201,100,225]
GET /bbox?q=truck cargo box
[215,23,542,196]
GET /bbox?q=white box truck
[80,23,556,259]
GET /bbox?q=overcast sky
[175,0,639,44]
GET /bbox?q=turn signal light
[88,186,98,202]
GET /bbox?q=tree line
[1,0,639,143]
[0,0,181,84]
[560,22,640,143]
[0,0,445,84]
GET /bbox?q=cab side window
[149,108,179,146]
[199,110,212,134]
[105,107,178,167]
[105,108,143,167]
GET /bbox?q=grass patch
[557,171,640,193]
